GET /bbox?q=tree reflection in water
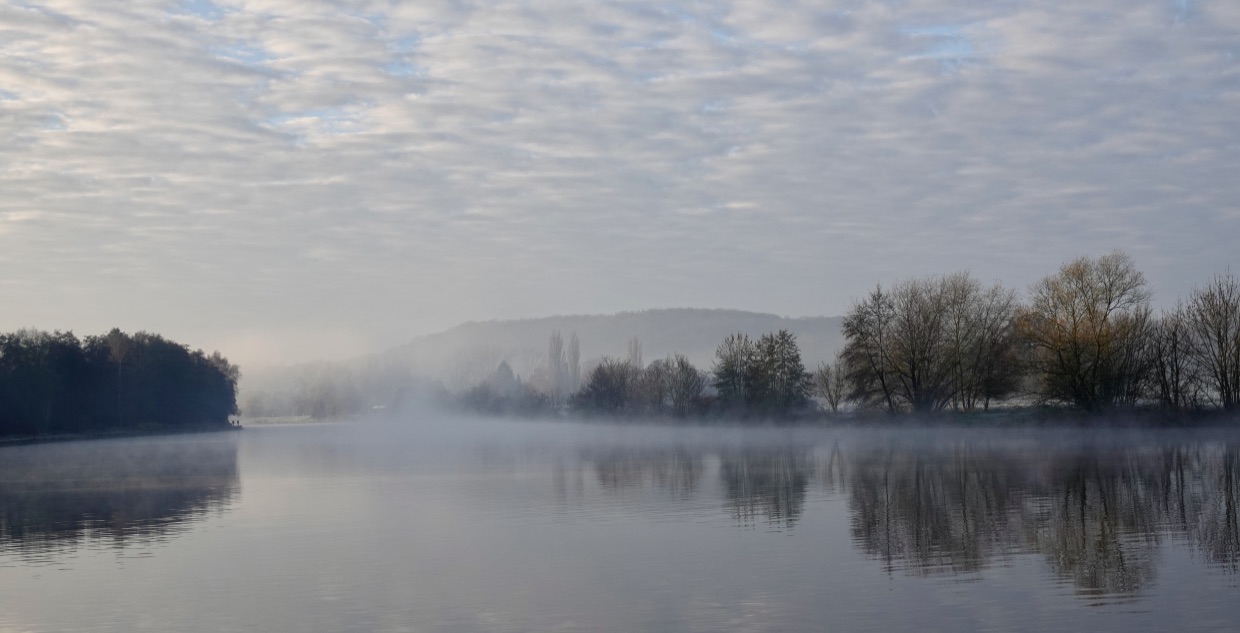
[0,435,239,561]
[565,432,1238,600]
[720,450,812,529]
[843,439,1240,599]
[586,448,705,500]
[579,447,810,527]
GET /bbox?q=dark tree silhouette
[572,357,640,415]
[0,328,239,437]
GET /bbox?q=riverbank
[828,406,1238,428]
[531,405,1240,429]
[0,424,242,447]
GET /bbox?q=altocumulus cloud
[0,0,1237,365]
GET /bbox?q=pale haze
[1,0,1236,368]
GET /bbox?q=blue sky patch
[174,0,224,21]
[211,41,271,66]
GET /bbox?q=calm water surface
[1,419,1238,632]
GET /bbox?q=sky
[1,0,1237,368]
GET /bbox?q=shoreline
[515,405,1240,429]
[0,424,242,448]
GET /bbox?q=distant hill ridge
[238,308,846,414]
[382,308,844,383]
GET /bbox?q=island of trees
[458,252,1240,422]
[0,329,239,438]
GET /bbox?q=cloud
[0,0,1237,364]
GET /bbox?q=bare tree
[567,332,581,394]
[1147,305,1201,410]
[627,336,643,370]
[635,357,672,415]
[1185,272,1240,410]
[548,331,566,404]
[1016,252,1153,410]
[945,274,1020,411]
[666,354,705,417]
[813,354,848,413]
[887,276,956,412]
[712,333,753,411]
[842,274,1019,414]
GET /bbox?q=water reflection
[841,438,1240,598]
[546,432,1239,600]
[0,434,239,560]
[587,449,705,498]
[574,447,813,527]
[720,450,811,529]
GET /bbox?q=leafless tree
[567,332,581,394]
[842,274,1020,414]
[1147,305,1202,410]
[548,331,566,404]
[887,276,957,412]
[627,336,643,370]
[712,333,753,410]
[813,354,848,413]
[666,354,706,418]
[1017,252,1153,410]
[945,274,1021,411]
[636,357,673,415]
[1184,272,1240,410]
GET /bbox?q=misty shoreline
[0,424,242,448]
[272,405,1240,430]
[506,402,1240,429]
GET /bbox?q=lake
[1,419,1237,632]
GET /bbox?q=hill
[380,308,844,390]
[238,309,844,416]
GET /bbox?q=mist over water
[1,419,1237,632]
[0,434,239,562]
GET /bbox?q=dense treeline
[0,329,239,437]
[458,252,1240,422]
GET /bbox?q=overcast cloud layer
[1,0,1237,366]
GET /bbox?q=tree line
[0,328,239,437]
[839,252,1239,415]
[460,252,1240,420]
[460,329,814,419]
